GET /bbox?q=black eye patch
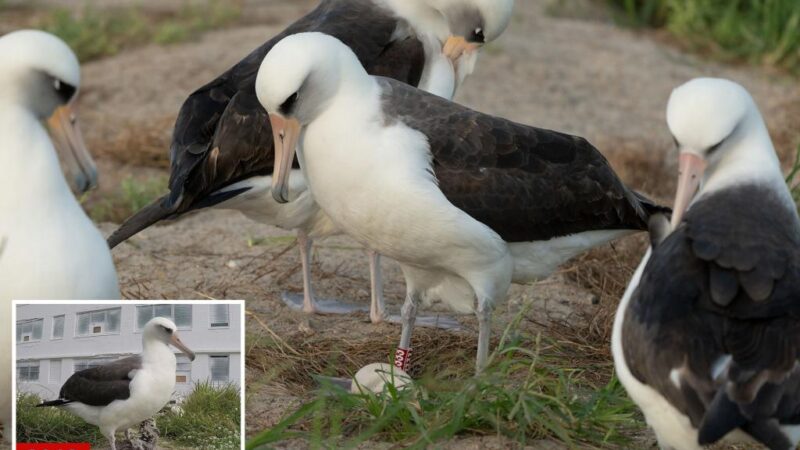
[707,139,725,155]
[53,78,77,104]
[159,324,174,334]
[279,92,298,115]
[473,28,485,43]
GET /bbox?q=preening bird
[613,78,800,450]
[37,318,196,450]
[107,0,514,325]
[0,29,120,441]
[257,32,666,373]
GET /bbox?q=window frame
[51,315,65,340]
[16,319,44,344]
[135,304,193,332]
[17,360,40,382]
[209,304,230,329]
[209,354,230,383]
[74,307,122,338]
[176,355,193,384]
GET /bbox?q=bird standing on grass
[106,0,513,328]
[0,29,120,442]
[613,78,800,450]
[37,318,196,450]
[257,32,666,373]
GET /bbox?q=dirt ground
[7,0,800,448]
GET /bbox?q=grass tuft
[18,383,240,448]
[786,143,800,213]
[605,0,800,72]
[16,393,106,445]
[160,381,241,449]
[247,316,641,449]
[85,175,167,223]
[40,1,242,62]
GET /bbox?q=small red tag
[394,347,412,371]
[17,444,91,450]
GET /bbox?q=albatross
[0,29,120,441]
[106,0,512,327]
[613,78,800,450]
[257,32,667,372]
[38,317,196,450]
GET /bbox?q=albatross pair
[256,33,667,372]
[0,30,120,440]
[614,78,800,449]
[107,0,512,327]
[38,318,196,450]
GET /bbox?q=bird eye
[473,28,485,43]
[52,77,77,103]
[280,92,299,114]
[707,139,725,155]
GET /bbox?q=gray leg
[104,429,117,450]
[398,292,418,350]
[298,230,317,313]
[394,292,419,371]
[475,297,493,374]
[369,250,385,324]
[281,230,368,314]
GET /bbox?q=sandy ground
[6,0,800,447]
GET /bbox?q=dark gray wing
[108,0,426,247]
[622,184,800,448]
[58,355,142,407]
[378,77,664,242]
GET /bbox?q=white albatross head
[142,317,196,361]
[256,32,369,204]
[666,77,783,227]
[386,0,514,65]
[0,29,97,193]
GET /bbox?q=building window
[76,308,121,336]
[210,355,230,382]
[176,355,192,383]
[52,315,65,340]
[49,360,62,384]
[73,358,117,373]
[137,304,192,330]
[210,304,229,328]
[16,319,43,343]
[17,361,40,382]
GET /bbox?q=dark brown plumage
[108,0,425,248]
[378,77,665,242]
[622,183,800,449]
[37,356,142,407]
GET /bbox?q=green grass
[247,320,641,449]
[18,383,240,448]
[16,393,106,445]
[786,143,800,212]
[39,1,242,62]
[606,0,800,72]
[86,175,167,223]
[160,382,241,450]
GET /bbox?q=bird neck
[142,339,176,365]
[380,0,450,42]
[0,102,76,212]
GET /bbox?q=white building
[15,302,242,399]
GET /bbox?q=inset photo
[13,301,244,450]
